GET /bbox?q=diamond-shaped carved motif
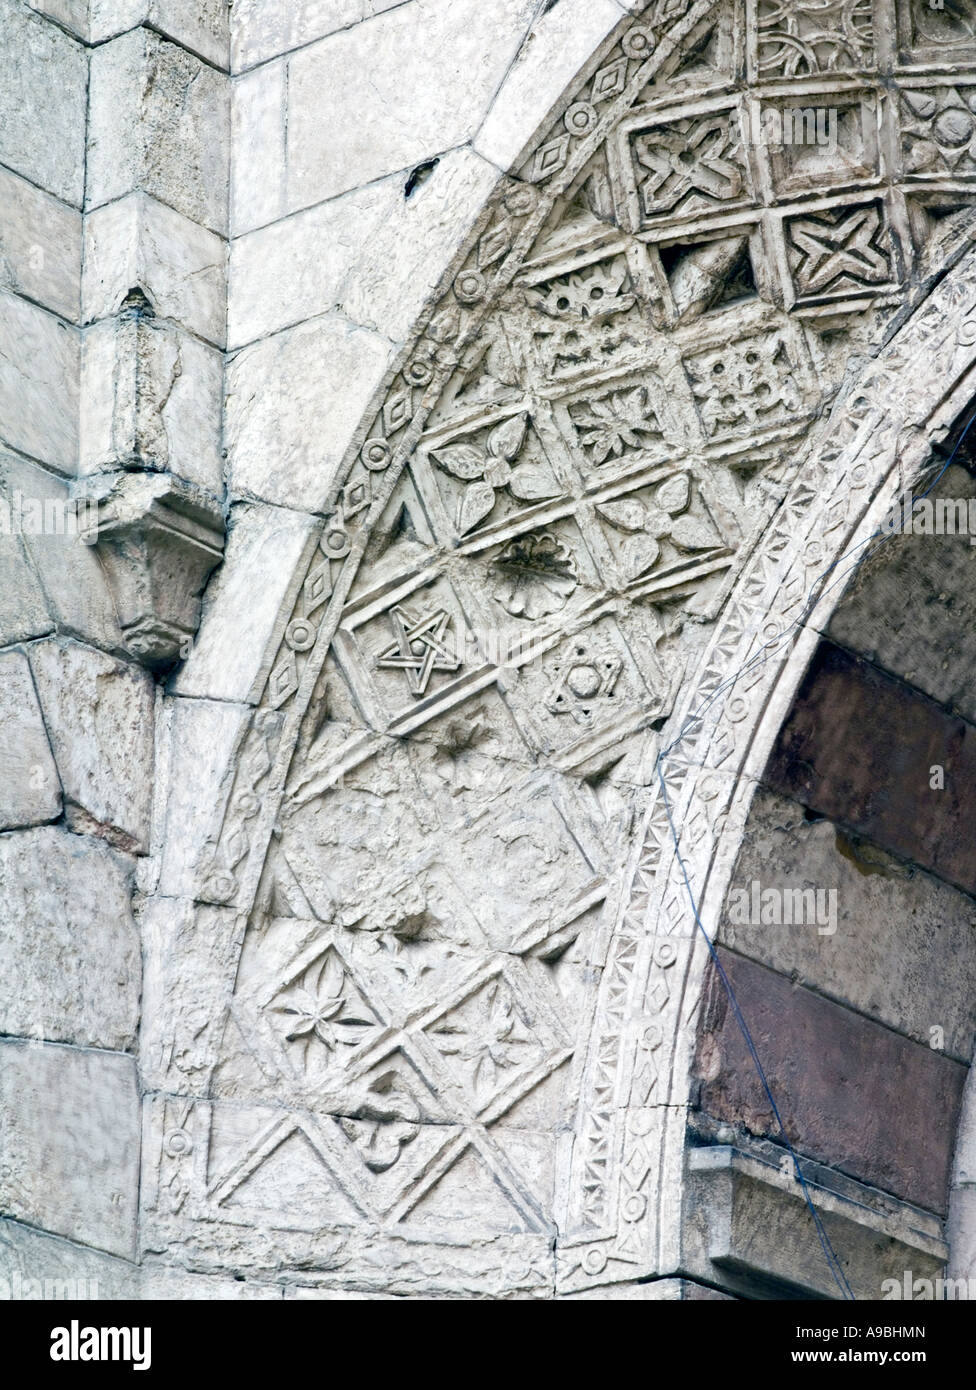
[269,950,381,1075]
[591,55,628,104]
[630,109,751,225]
[785,203,894,302]
[424,976,552,1113]
[684,330,806,438]
[568,383,668,467]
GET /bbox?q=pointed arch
[144,0,976,1295]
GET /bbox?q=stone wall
[0,0,229,1284]
[2,0,976,1300]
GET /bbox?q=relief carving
[151,0,976,1295]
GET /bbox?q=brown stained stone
[695,948,966,1216]
[764,639,976,896]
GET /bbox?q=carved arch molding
[146,0,976,1295]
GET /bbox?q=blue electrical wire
[653,399,976,1302]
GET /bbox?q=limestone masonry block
[0,166,82,321]
[231,0,360,72]
[80,313,223,493]
[171,502,318,704]
[339,147,501,343]
[0,1039,141,1258]
[29,638,155,852]
[227,181,393,349]
[949,1187,976,1281]
[721,787,976,1062]
[0,1216,290,1298]
[229,149,500,347]
[828,465,976,725]
[27,0,93,39]
[87,29,230,234]
[0,453,124,650]
[284,0,538,212]
[0,292,79,473]
[0,824,140,1051]
[697,948,967,1216]
[230,60,286,236]
[766,640,976,897]
[153,697,252,899]
[31,0,228,64]
[225,313,393,511]
[474,0,623,171]
[0,0,87,204]
[0,1216,138,1298]
[684,1145,948,1301]
[146,0,229,68]
[83,193,227,346]
[0,532,51,646]
[0,650,61,830]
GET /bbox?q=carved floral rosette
[144,0,976,1295]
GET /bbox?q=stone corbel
[74,472,225,667]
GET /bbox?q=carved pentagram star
[375,604,461,696]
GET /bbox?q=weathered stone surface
[80,314,224,492]
[141,1265,283,1299]
[138,897,243,1095]
[87,29,230,234]
[285,0,538,211]
[225,314,393,510]
[0,0,87,204]
[229,60,286,235]
[228,148,499,348]
[948,1187,976,1283]
[719,787,976,1062]
[0,455,123,650]
[9,0,976,1302]
[828,466,976,725]
[696,948,967,1215]
[0,1039,140,1258]
[0,825,139,1050]
[474,0,623,171]
[0,1216,138,1299]
[564,1278,734,1300]
[147,0,229,68]
[27,0,92,39]
[340,148,500,343]
[0,292,79,472]
[683,1145,948,1301]
[231,0,360,71]
[83,193,227,347]
[227,180,392,349]
[765,640,976,898]
[282,1285,402,1300]
[29,639,154,853]
[0,1218,288,1298]
[171,503,317,703]
[153,697,251,898]
[30,0,228,62]
[0,533,51,646]
[0,165,82,321]
[74,470,225,665]
[0,650,61,830]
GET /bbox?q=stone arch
[138,0,976,1297]
[613,300,976,1301]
